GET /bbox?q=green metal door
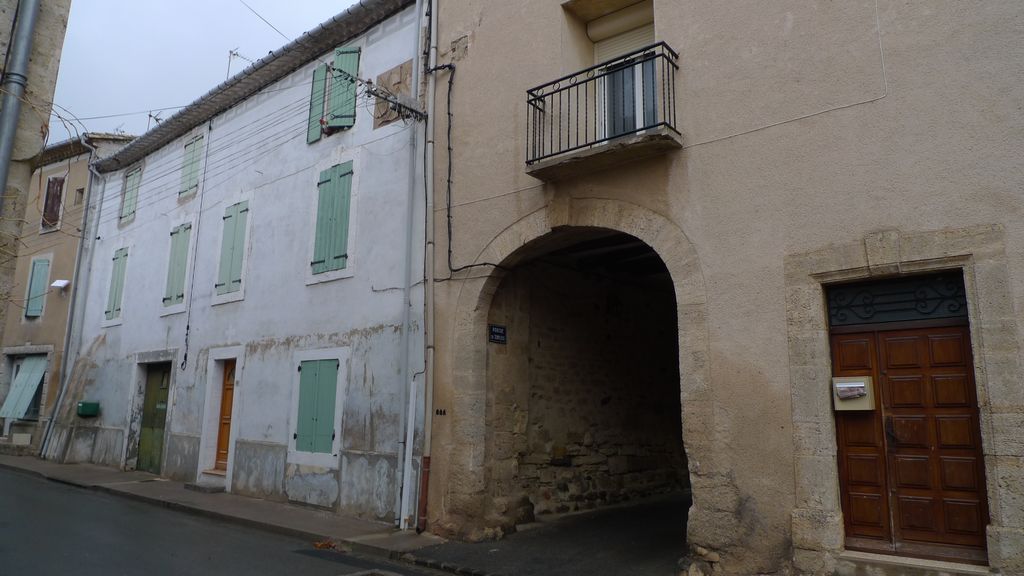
[137,364,171,474]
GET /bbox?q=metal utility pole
[0,0,41,215]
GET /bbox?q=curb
[0,460,483,576]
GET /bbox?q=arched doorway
[483,227,688,529]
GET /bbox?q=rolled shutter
[25,259,50,317]
[327,48,360,130]
[307,64,328,144]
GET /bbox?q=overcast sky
[49,0,358,143]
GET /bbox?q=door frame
[197,345,245,490]
[123,350,178,472]
[830,319,990,564]
[784,226,1023,573]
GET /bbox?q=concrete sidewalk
[0,454,443,563]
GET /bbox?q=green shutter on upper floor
[326,48,359,130]
[24,259,50,318]
[179,136,203,195]
[163,224,191,306]
[307,64,328,144]
[216,201,249,295]
[121,167,142,220]
[311,162,353,275]
[105,248,128,320]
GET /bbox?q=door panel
[215,359,236,471]
[834,325,989,562]
[138,364,171,475]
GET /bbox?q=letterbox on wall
[832,376,874,411]
[76,401,100,418]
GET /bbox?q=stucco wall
[55,6,425,523]
[428,1,1024,574]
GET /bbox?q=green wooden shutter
[163,224,191,306]
[296,361,319,452]
[0,356,47,419]
[229,202,248,291]
[307,64,328,144]
[122,167,141,220]
[180,136,203,195]
[216,206,236,295]
[329,164,353,271]
[327,48,360,130]
[312,168,333,275]
[25,259,50,318]
[106,248,128,320]
[313,359,338,453]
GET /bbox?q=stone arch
[437,197,733,551]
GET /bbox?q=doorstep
[836,550,993,576]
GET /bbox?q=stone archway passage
[433,199,743,567]
[483,229,688,523]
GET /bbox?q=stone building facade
[423,1,1024,574]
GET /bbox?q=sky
[49,0,358,143]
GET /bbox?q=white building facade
[45,0,426,524]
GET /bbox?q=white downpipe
[398,0,426,531]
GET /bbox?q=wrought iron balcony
[526,42,682,180]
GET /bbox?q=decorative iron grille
[526,42,679,165]
[826,272,968,327]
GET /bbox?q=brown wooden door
[832,325,989,563]
[215,359,236,471]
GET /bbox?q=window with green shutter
[105,248,128,320]
[216,201,249,295]
[306,47,360,143]
[24,258,50,318]
[179,135,204,195]
[121,166,142,221]
[163,223,192,306]
[295,359,339,454]
[311,162,353,275]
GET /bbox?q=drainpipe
[397,0,425,531]
[0,0,41,209]
[40,136,105,459]
[416,0,439,533]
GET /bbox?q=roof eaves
[94,0,415,174]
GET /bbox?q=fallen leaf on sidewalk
[313,540,336,550]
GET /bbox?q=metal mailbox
[76,401,100,418]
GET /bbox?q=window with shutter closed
[121,167,142,220]
[216,201,249,295]
[163,224,191,306]
[25,259,50,318]
[311,162,353,275]
[306,47,360,143]
[179,135,204,195]
[295,359,339,454]
[42,177,64,228]
[105,248,129,320]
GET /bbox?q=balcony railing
[526,42,679,168]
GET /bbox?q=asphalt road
[0,467,434,576]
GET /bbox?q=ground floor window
[0,355,47,421]
[295,359,339,454]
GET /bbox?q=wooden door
[215,360,236,471]
[138,364,171,475]
[832,325,989,563]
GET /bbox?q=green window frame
[121,166,142,221]
[24,258,50,318]
[311,162,353,275]
[163,223,192,306]
[306,47,360,143]
[295,359,339,454]
[105,248,128,320]
[216,201,249,295]
[179,135,204,195]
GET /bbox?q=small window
[306,47,361,144]
[295,359,339,454]
[311,162,353,275]
[105,248,129,320]
[42,176,64,228]
[216,201,249,295]
[179,135,204,195]
[0,355,47,421]
[163,223,192,306]
[121,166,142,220]
[24,258,50,318]
[74,187,85,206]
